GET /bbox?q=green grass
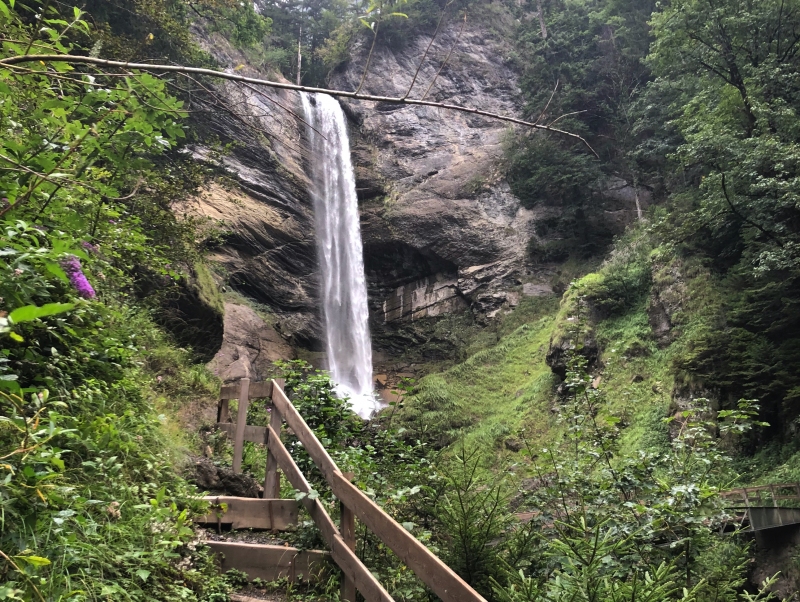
[398,241,710,468]
[400,299,560,458]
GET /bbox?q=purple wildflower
[60,255,96,300]
[81,241,98,254]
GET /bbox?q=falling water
[300,92,379,418]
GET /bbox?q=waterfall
[300,93,379,418]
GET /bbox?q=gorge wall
[183,8,642,379]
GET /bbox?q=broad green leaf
[9,303,75,324]
[45,261,69,283]
[0,584,23,599]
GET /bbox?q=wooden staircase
[196,378,487,602]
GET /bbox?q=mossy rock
[546,276,600,379]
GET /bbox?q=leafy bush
[490,353,776,602]
[507,136,603,210]
[0,222,226,600]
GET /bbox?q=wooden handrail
[269,380,488,602]
[721,483,800,496]
[214,378,488,602]
[266,425,394,602]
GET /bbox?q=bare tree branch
[354,20,380,95]
[239,80,326,140]
[546,110,588,128]
[720,170,783,246]
[0,54,599,156]
[536,0,548,40]
[403,0,454,100]
[535,79,559,125]
[421,10,467,102]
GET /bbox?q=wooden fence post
[340,472,357,602]
[264,378,285,499]
[232,378,251,473]
[218,398,231,424]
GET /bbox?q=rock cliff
[333,19,544,324]
[185,9,641,374]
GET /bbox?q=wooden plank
[196,497,299,530]
[266,426,395,602]
[330,472,487,602]
[264,401,282,499]
[340,472,357,602]
[270,381,341,482]
[216,422,268,444]
[220,383,241,400]
[206,541,329,582]
[248,380,273,399]
[270,381,487,602]
[220,380,273,400]
[218,399,231,423]
[232,379,251,473]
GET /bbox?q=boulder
[207,302,295,382]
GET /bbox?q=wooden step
[196,497,298,530]
[216,422,268,444]
[206,541,330,582]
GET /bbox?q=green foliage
[0,221,226,600]
[505,0,658,249]
[397,300,560,455]
[488,353,776,602]
[271,360,438,601]
[507,135,602,210]
[203,1,273,49]
[0,1,211,292]
[435,445,512,594]
[0,6,230,598]
[646,0,800,273]
[583,232,653,318]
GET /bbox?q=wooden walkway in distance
[721,483,800,531]
[198,378,488,602]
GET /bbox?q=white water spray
[300,93,379,418]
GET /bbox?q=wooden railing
[720,483,800,508]
[216,378,487,602]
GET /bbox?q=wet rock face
[188,17,645,357]
[545,328,600,381]
[332,21,540,322]
[382,273,467,322]
[648,258,688,348]
[186,27,322,347]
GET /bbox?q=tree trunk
[296,27,302,86]
[536,0,548,40]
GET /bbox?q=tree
[648,0,800,274]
